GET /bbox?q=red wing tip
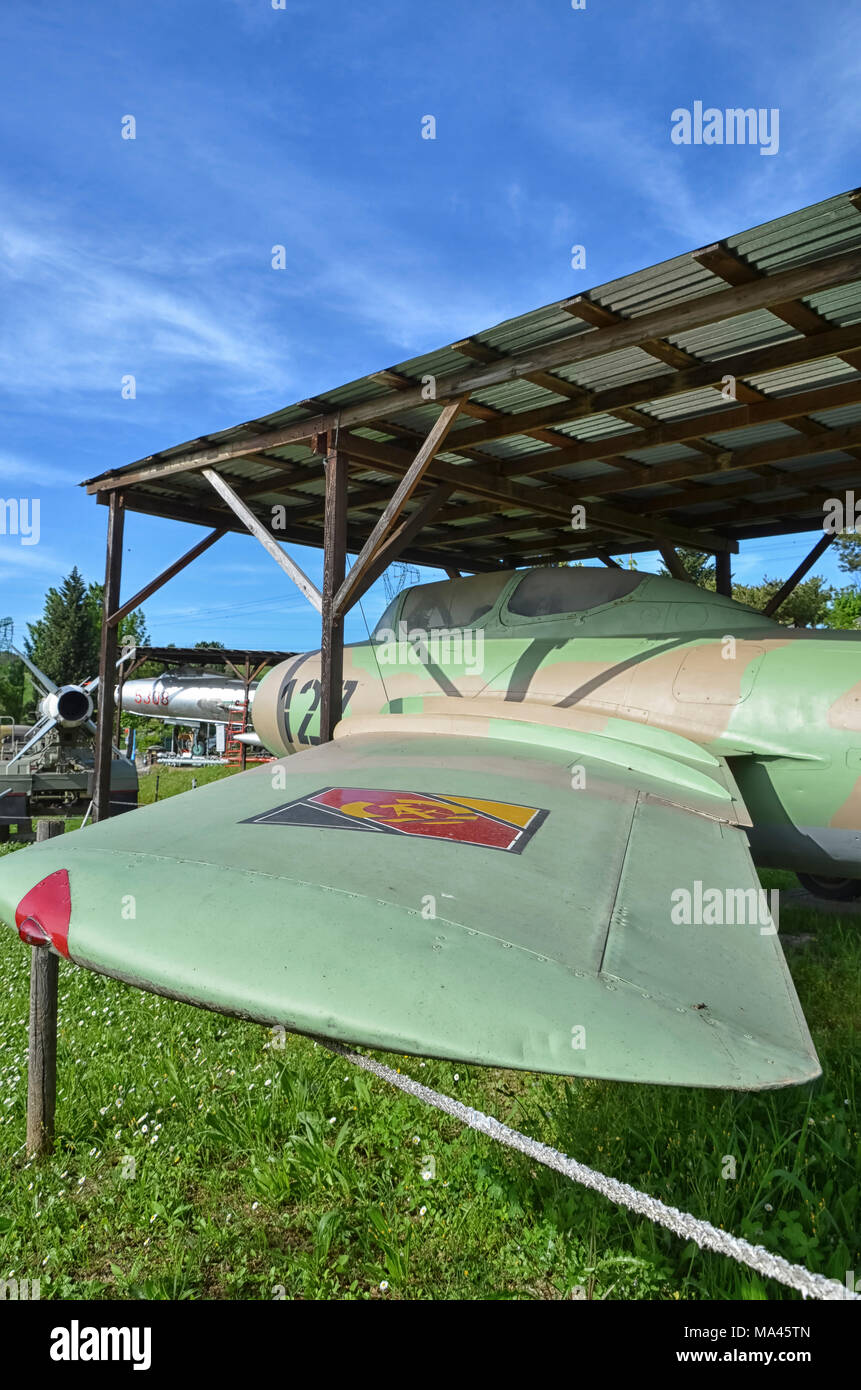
[15,869,71,958]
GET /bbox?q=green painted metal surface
[0,725,818,1089]
[2,564,854,1088]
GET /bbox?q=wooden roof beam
[635,455,861,516]
[762,533,836,615]
[337,485,455,613]
[497,376,861,482]
[566,419,861,500]
[337,429,737,552]
[450,336,591,402]
[85,247,861,494]
[562,295,702,373]
[658,547,695,583]
[419,512,566,548]
[438,321,861,452]
[693,244,832,336]
[368,357,584,456]
[107,528,227,629]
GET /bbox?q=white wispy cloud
[528,11,861,255]
[0,454,81,488]
[0,201,292,412]
[0,543,80,585]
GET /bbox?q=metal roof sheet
[83,187,861,568]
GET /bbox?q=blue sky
[1,0,859,654]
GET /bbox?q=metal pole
[26,819,64,1157]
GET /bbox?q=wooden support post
[715,550,732,597]
[115,669,125,751]
[26,819,64,1157]
[241,658,251,771]
[320,448,348,743]
[762,532,834,617]
[93,492,124,823]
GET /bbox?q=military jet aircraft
[1,564,855,1089]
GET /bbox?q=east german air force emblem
[242,787,547,853]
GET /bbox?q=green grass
[0,780,858,1299]
[137,762,239,806]
[0,762,237,844]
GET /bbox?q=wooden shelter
[84,188,861,821]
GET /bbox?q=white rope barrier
[322,1040,858,1302]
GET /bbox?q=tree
[834,531,861,574]
[192,640,231,676]
[731,575,832,627]
[0,655,33,723]
[825,588,861,630]
[85,583,150,655]
[25,568,100,684]
[658,548,716,588]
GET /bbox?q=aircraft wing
[0,720,819,1089]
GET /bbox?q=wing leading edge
[0,723,819,1089]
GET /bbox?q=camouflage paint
[0,568,843,1088]
[252,569,861,879]
[0,726,818,1088]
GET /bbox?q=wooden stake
[26,820,64,1158]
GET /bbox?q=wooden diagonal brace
[333,396,468,618]
[337,484,455,617]
[108,528,226,627]
[659,546,695,583]
[762,532,834,617]
[202,467,322,612]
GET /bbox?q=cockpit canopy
[372,565,770,640]
[506,567,644,618]
[373,566,645,636]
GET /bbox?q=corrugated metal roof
[84,187,861,568]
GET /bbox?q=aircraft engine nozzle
[39,686,94,728]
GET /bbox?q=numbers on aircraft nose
[282,678,359,747]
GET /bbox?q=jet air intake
[39,686,94,728]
